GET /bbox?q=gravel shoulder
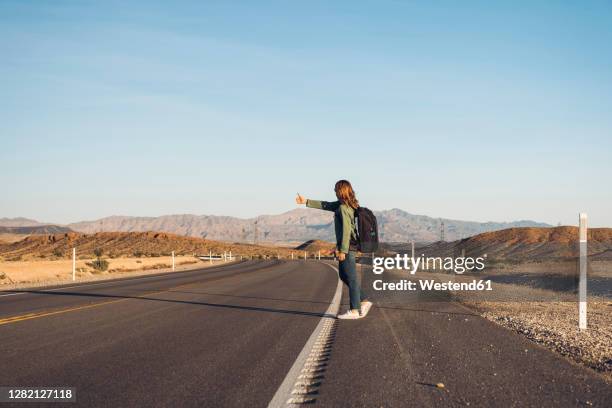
[428,271,612,381]
[467,299,612,379]
[377,264,612,382]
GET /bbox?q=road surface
[1,260,610,407]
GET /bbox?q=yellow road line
[0,270,246,327]
[0,287,180,327]
[0,298,127,326]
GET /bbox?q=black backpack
[354,207,379,252]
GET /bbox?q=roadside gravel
[463,298,612,380]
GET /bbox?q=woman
[296,180,372,319]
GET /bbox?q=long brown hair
[334,180,359,209]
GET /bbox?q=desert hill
[62,208,549,243]
[295,240,335,254]
[0,225,74,245]
[0,232,300,261]
[412,227,612,261]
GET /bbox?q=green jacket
[306,199,357,253]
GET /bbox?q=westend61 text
[373,279,493,291]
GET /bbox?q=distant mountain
[0,225,73,234]
[377,208,550,242]
[0,217,44,228]
[65,208,551,243]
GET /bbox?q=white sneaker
[360,301,373,317]
[337,309,362,320]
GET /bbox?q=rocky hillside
[65,209,549,243]
[0,232,300,261]
[0,224,74,245]
[411,227,612,261]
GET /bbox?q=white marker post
[579,213,588,330]
[318,250,321,260]
[229,251,232,261]
[172,251,175,271]
[291,252,294,260]
[304,251,307,260]
[72,248,76,281]
[411,240,415,260]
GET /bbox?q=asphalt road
[1,260,610,407]
[0,260,337,407]
[315,266,612,407]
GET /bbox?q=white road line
[267,262,342,408]
[0,292,22,297]
[0,262,241,297]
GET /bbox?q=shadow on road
[8,289,336,319]
[165,290,332,305]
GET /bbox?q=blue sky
[1,1,611,226]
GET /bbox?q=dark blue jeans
[338,252,367,311]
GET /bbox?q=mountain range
[0,225,73,235]
[0,209,551,243]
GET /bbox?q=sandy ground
[0,256,236,290]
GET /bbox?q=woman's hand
[335,250,346,261]
[296,193,307,205]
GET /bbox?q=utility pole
[253,220,258,246]
[440,219,445,242]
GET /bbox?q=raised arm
[295,193,340,212]
[306,199,340,212]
